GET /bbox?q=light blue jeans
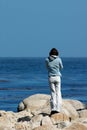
[49,76,62,112]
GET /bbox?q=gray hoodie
[45,55,63,77]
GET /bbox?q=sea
[0,57,87,112]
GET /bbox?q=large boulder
[17,94,50,114]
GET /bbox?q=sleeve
[59,58,63,69]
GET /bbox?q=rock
[64,122,87,130]
[30,114,43,129]
[0,116,15,130]
[51,113,70,124]
[79,109,87,118]
[66,99,86,110]
[17,102,25,112]
[62,100,79,120]
[0,94,87,130]
[41,116,53,126]
[33,125,58,130]
[18,94,50,112]
[51,113,71,129]
[15,122,32,130]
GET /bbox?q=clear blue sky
[0,0,87,57]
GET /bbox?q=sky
[0,0,87,57]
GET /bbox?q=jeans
[49,76,62,112]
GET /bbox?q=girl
[45,48,63,116]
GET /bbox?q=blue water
[0,57,87,112]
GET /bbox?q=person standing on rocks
[45,48,63,116]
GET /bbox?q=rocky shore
[0,94,87,130]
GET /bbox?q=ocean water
[0,57,87,112]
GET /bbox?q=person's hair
[49,48,59,56]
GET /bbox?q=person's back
[46,55,63,77]
[45,48,63,116]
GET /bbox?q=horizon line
[0,56,87,58]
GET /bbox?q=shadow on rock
[17,116,31,122]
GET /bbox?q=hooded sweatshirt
[45,55,63,77]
